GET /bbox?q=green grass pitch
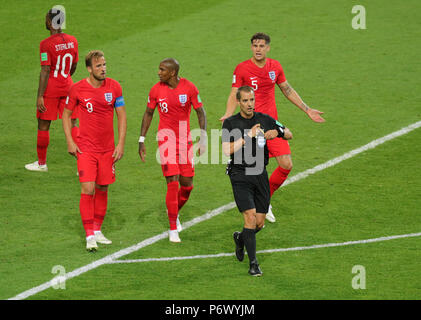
[0,0,420,300]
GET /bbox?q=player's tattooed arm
[279,81,293,97]
[301,102,309,113]
[278,81,325,123]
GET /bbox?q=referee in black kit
[222,86,293,276]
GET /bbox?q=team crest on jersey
[104,92,113,102]
[179,94,187,105]
[268,71,276,81]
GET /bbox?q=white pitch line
[8,120,421,300]
[109,232,421,264]
[282,120,421,187]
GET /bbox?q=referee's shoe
[249,259,263,276]
[233,231,244,262]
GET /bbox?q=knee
[280,158,293,171]
[95,184,109,192]
[37,119,51,131]
[81,184,95,195]
[243,210,257,229]
[166,175,179,184]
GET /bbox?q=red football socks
[36,130,50,165]
[269,166,291,197]
[80,193,95,237]
[166,181,179,230]
[93,188,108,232]
[178,185,193,211]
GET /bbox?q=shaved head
[160,58,180,76]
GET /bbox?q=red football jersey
[232,58,286,120]
[147,78,203,142]
[65,78,125,153]
[40,33,79,97]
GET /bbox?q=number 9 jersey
[40,33,79,98]
[65,78,125,153]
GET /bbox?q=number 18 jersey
[147,78,203,140]
[40,33,79,97]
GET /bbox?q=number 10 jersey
[40,33,79,97]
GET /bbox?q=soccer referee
[222,86,292,276]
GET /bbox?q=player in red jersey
[62,50,127,251]
[220,33,325,222]
[138,58,207,243]
[25,9,79,172]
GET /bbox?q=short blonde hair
[85,50,104,67]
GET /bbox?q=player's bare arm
[70,62,78,76]
[62,108,81,157]
[264,125,293,140]
[113,106,127,163]
[264,129,280,140]
[282,127,293,140]
[36,65,50,112]
[138,107,155,162]
[278,81,325,123]
[195,106,207,156]
[220,87,239,122]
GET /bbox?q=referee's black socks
[241,228,257,263]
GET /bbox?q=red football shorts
[37,96,78,120]
[158,140,195,177]
[77,151,116,185]
[267,137,291,158]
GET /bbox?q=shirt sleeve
[231,64,244,88]
[146,86,157,109]
[190,82,203,110]
[65,85,78,111]
[276,62,287,84]
[264,114,285,137]
[221,119,233,143]
[114,81,125,108]
[40,40,51,66]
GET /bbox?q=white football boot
[86,236,98,252]
[176,216,183,232]
[167,209,183,232]
[265,204,276,223]
[94,231,112,244]
[169,230,181,243]
[25,161,48,172]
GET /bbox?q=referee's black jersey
[222,112,284,175]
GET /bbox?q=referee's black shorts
[229,169,270,214]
